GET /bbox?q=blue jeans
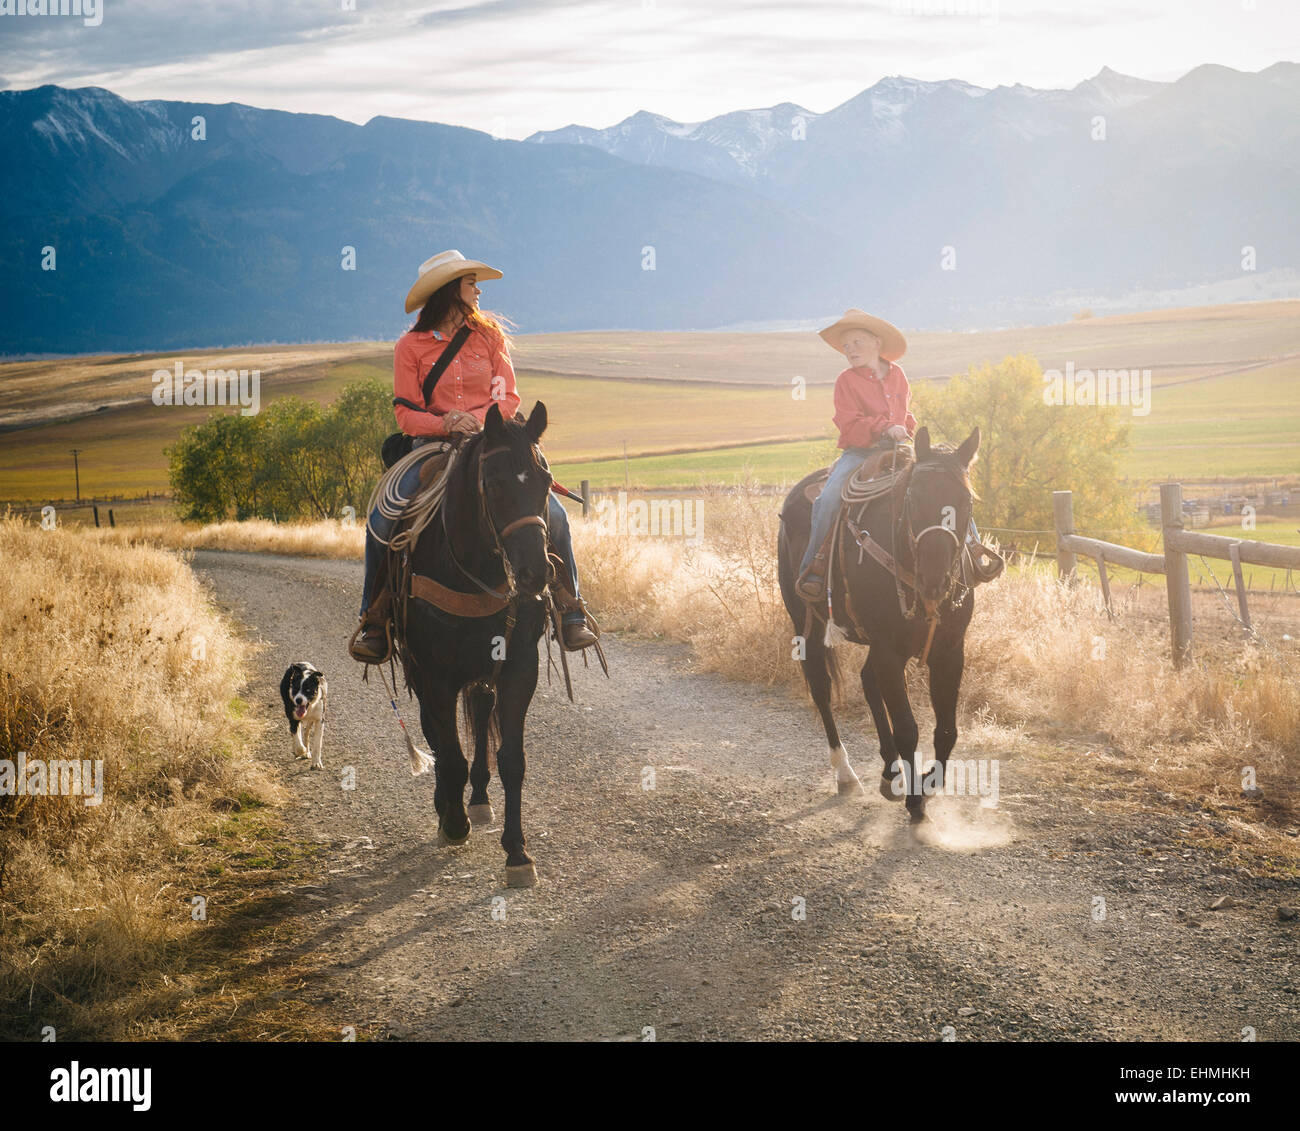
[546,495,586,625]
[361,455,424,614]
[361,468,583,624]
[799,447,871,576]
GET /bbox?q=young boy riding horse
[796,308,917,603]
[350,249,599,662]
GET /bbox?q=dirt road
[193,550,1298,1041]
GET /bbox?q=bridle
[442,439,550,605]
[836,455,971,663]
[897,460,970,618]
[393,427,593,702]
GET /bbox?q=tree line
[167,354,1138,540]
[167,380,391,522]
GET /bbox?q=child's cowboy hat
[404,250,503,313]
[819,309,907,362]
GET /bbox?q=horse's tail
[776,509,840,698]
[462,682,501,769]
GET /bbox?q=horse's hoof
[468,803,495,826]
[438,824,471,847]
[880,774,904,801]
[505,862,538,888]
[908,806,927,825]
[837,778,865,797]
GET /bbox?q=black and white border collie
[280,662,328,770]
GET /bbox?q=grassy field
[1,300,1296,501]
[552,438,836,491]
[511,299,1300,384]
[0,515,343,1040]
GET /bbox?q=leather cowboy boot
[349,553,393,663]
[796,535,833,603]
[549,548,599,650]
[349,598,392,663]
[562,618,599,650]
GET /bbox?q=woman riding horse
[350,249,598,661]
[796,309,917,603]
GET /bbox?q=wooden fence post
[1228,541,1252,631]
[1096,554,1113,618]
[581,479,590,520]
[1160,482,1193,667]
[1052,490,1077,582]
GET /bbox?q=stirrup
[554,597,609,665]
[796,564,827,603]
[348,618,393,664]
[561,619,599,651]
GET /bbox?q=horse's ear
[914,426,931,462]
[956,426,980,467]
[526,401,548,443]
[484,402,505,440]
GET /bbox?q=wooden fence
[1053,483,1300,667]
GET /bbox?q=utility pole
[70,448,82,502]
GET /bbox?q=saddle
[801,443,915,506]
[362,440,605,696]
[794,441,1003,642]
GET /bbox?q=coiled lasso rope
[841,444,912,507]
[365,440,457,553]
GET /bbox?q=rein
[842,459,971,663]
[900,462,969,612]
[396,427,597,704]
[426,437,550,690]
[440,441,548,606]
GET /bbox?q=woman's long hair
[411,276,513,349]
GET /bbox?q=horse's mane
[444,415,539,501]
[443,431,482,505]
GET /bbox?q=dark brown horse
[777,427,983,822]
[402,402,553,886]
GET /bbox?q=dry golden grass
[85,516,366,559]
[55,499,1299,860]
[514,299,1300,384]
[0,342,390,425]
[0,514,333,1039]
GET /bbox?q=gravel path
[193,550,1298,1042]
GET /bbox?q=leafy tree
[167,380,393,522]
[911,354,1137,545]
[167,411,265,522]
[319,380,391,516]
[256,398,328,519]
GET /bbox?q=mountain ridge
[1,63,1296,352]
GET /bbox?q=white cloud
[1,0,1296,134]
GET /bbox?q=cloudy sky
[3,0,1296,136]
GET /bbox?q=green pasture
[1,303,1296,502]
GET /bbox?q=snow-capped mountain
[531,101,820,183]
[527,69,1175,182]
[1,62,1296,352]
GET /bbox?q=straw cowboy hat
[404,249,503,313]
[819,308,907,362]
